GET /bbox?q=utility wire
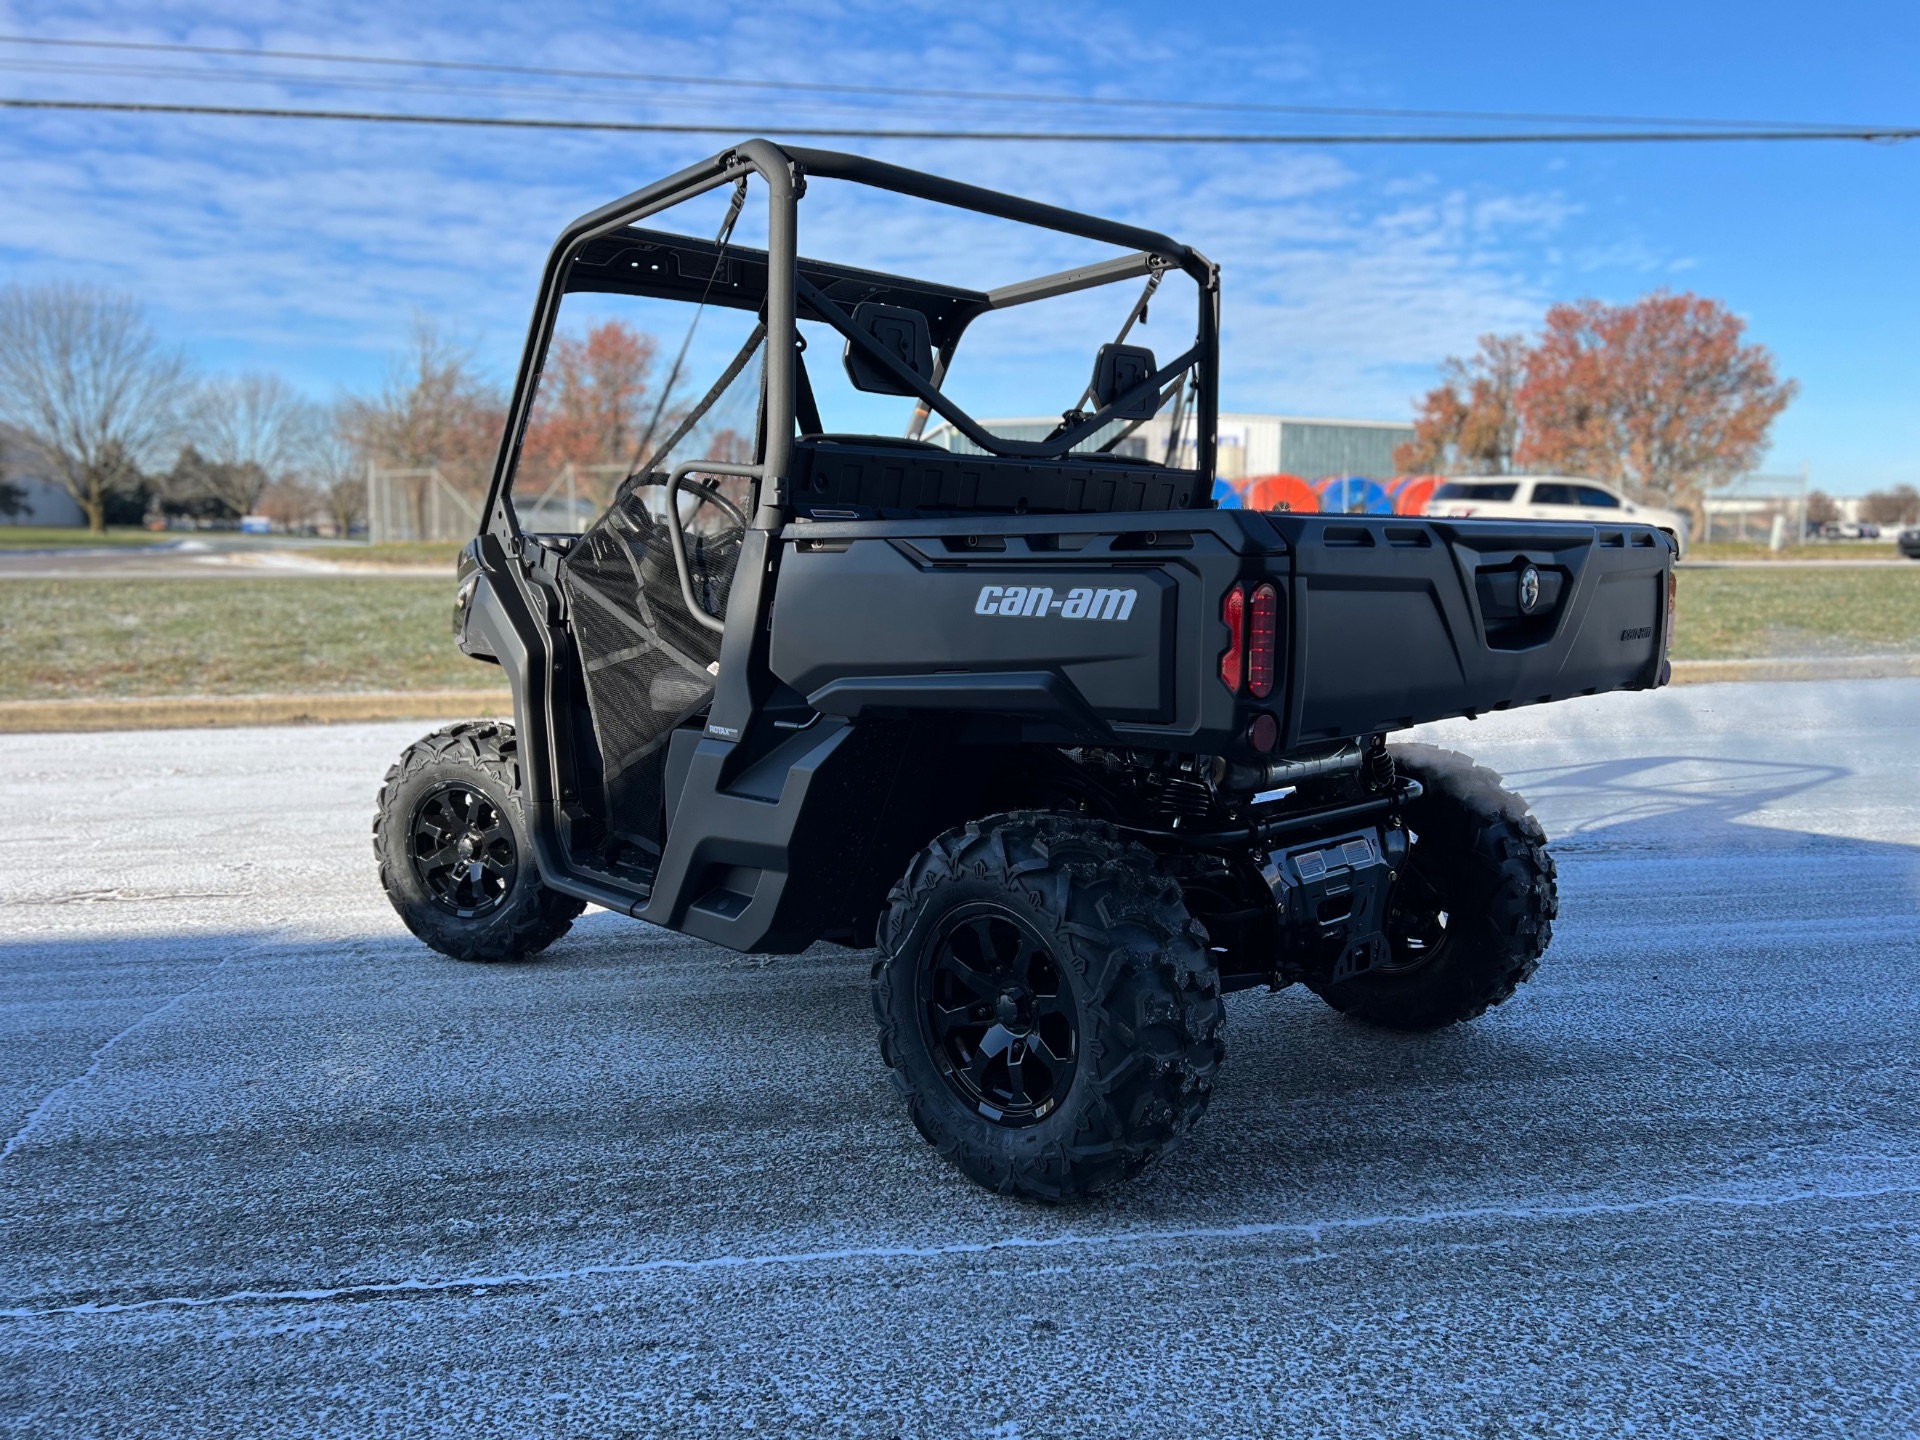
[0,55,1015,119]
[0,31,1878,132]
[0,96,1914,144]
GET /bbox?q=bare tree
[305,403,368,537]
[339,318,502,536]
[1859,485,1920,527]
[0,282,188,532]
[1394,333,1529,476]
[185,372,321,516]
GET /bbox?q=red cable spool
[1392,474,1443,516]
[1240,473,1320,514]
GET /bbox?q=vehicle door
[1526,480,1581,522]
[1426,480,1521,518]
[1571,484,1626,525]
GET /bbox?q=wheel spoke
[963,917,1007,972]
[418,840,460,870]
[975,1022,1015,1059]
[1016,940,1062,987]
[929,1003,975,1039]
[965,1041,999,1099]
[1026,1029,1068,1075]
[1030,991,1073,1021]
[1004,1051,1030,1108]
[940,954,1000,1001]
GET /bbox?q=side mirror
[1091,344,1159,419]
[843,302,934,396]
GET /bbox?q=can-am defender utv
[376,141,1677,1199]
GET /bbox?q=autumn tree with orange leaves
[1394,333,1528,475]
[1396,292,1796,523]
[522,319,662,476]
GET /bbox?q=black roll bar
[486,139,1220,538]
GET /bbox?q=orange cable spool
[1240,473,1320,514]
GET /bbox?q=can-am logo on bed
[974,584,1137,621]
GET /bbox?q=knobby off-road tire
[873,812,1225,1201]
[1306,743,1557,1031]
[374,721,585,963]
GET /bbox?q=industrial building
[925,412,1415,481]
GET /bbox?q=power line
[0,30,1874,132]
[1,96,1915,144]
[0,56,1000,119]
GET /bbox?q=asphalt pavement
[3,681,1917,1438]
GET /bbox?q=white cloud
[0,0,1644,425]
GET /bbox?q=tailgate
[1275,515,1672,744]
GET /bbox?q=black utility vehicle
[377,142,1677,1199]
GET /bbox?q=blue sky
[0,0,1913,491]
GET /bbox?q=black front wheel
[873,813,1225,1201]
[1305,744,1557,1030]
[374,721,585,962]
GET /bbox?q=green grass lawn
[0,526,179,549]
[1673,566,1920,660]
[0,577,494,701]
[1686,540,1901,563]
[2,567,1917,703]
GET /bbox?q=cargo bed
[770,509,1674,758]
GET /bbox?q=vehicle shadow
[1494,752,1852,840]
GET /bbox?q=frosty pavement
[3,683,1917,1438]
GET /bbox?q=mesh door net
[559,481,743,850]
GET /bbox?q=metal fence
[365,466,481,545]
[366,462,754,543]
[1702,470,1810,546]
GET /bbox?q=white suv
[1424,475,1689,557]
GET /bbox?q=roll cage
[482,139,1222,540]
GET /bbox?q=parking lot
[4,680,1918,1437]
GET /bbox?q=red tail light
[1220,585,1245,692]
[1248,583,1278,698]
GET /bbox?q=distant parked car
[1831,522,1882,541]
[1898,525,1920,559]
[1424,475,1690,558]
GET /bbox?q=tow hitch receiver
[1263,825,1408,985]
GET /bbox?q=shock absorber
[1364,734,1395,793]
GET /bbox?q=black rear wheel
[873,812,1225,1200]
[374,722,585,962]
[1305,744,1557,1030]
[922,903,1081,1125]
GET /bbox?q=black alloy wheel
[873,812,1225,1200]
[1303,743,1556,1030]
[922,904,1079,1125]
[409,782,518,918]
[376,722,584,963]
